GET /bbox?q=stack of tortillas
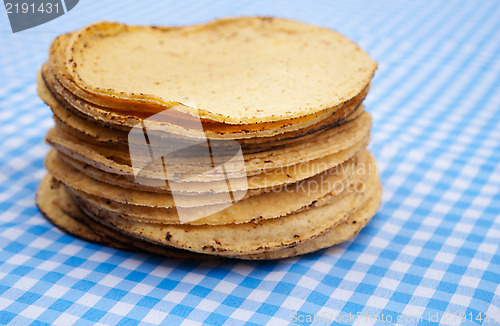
[36,17,381,260]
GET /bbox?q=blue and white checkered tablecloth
[0,1,499,325]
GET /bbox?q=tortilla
[45,148,260,207]
[37,175,116,245]
[37,175,210,259]
[72,161,380,256]
[45,112,372,180]
[64,18,376,124]
[37,174,381,260]
[39,68,366,147]
[240,183,381,259]
[67,151,373,225]
[55,134,369,193]
[44,57,368,139]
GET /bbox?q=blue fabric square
[222,295,245,308]
[48,299,74,313]
[116,317,141,326]
[322,275,342,288]
[27,225,49,236]
[335,259,355,270]
[72,280,96,292]
[367,265,387,277]
[0,285,10,295]
[136,296,161,308]
[17,291,41,305]
[34,250,56,261]
[3,241,24,254]
[427,299,449,311]
[95,263,117,274]
[0,311,17,324]
[256,303,280,316]
[342,302,364,314]
[401,274,422,286]
[391,292,412,304]
[447,264,467,275]
[170,304,194,319]
[64,257,86,268]
[11,265,33,277]
[204,312,229,326]
[273,282,295,296]
[473,289,494,304]
[125,271,148,283]
[307,291,330,306]
[81,308,107,323]
[104,288,128,301]
[40,272,64,283]
[239,277,261,289]
[190,285,211,298]
[436,281,458,294]
[356,283,376,296]
[413,258,433,268]
[157,278,179,291]
[481,271,499,284]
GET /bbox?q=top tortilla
[65,17,376,124]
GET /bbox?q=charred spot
[202,245,216,252]
[252,217,263,225]
[294,235,300,238]
[165,232,172,241]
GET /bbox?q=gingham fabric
[1,1,499,325]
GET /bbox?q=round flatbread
[38,67,366,146]
[67,150,373,225]
[64,18,376,124]
[36,175,209,259]
[72,161,381,256]
[45,148,261,207]
[43,57,368,139]
[239,184,381,259]
[45,112,372,180]
[53,134,369,193]
[37,174,381,260]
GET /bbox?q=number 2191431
[5,2,60,14]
